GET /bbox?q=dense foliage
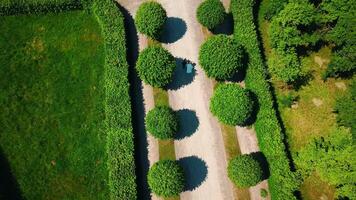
[260,0,287,20]
[0,10,109,200]
[145,106,179,140]
[269,1,318,84]
[136,46,176,88]
[93,0,137,198]
[210,84,254,126]
[147,160,185,198]
[0,0,93,15]
[196,0,225,29]
[228,154,264,187]
[231,0,299,199]
[135,1,167,39]
[334,78,356,138]
[199,35,244,80]
[295,127,356,199]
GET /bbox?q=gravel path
[158,0,235,199]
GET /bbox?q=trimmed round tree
[135,1,167,39]
[199,35,244,80]
[148,160,185,197]
[227,154,264,188]
[210,83,254,126]
[196,0,226,29]
[136,46,176,88]
[145,106,178,140]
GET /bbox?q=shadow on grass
[159,17,187,44]
[175,109,199,140]
[250,152,270,180]
[118,4,151,200]
[178,156,208,191]
[0,147,23,200]
[211,13,234,35]
[166,58,196,91]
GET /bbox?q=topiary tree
[210,83,255,126]
[135,1,167,39]
[196,0,226,29]
[227,154,264,188]
[136,46,176,88]
[199,35,244,80]
[148,159,185,197]
[145,106,179,140]
[260,188,268,198]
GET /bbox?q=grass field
[0,11,109,199]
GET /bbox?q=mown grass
[0,11,109,199]
[257,1,351,198]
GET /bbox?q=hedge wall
[0,0,93,15]
[230,0,299,199]
[93,0,137,199]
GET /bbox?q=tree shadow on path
[166,58,196,91]
[178,156,208,191]
[159,17,187,44]
[175,109,199,140]
[250,151,270,180]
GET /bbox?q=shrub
[260,0,287,21]
[231,0,299,199]
[135,1,167,39]
[136,46,176,88]
[324,44,356,78]
[227,154,264,187]
[93,0,136,199]
[147,160,185,198]
[145,106,179,140]
[260,188,268,198]
[199,35,244,80]
[196,0,225,29]
[210,83,254,126]
[0,0,89,16]
[268,48,302,83]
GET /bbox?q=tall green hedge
[93,0,137,199]
[231,0,299,199]
[0,0,91,15]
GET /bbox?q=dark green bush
[278,91,299,109]
[136,46,176,88]
[93,0,136,199]
[196,0,225,29]
[268,48,302,83]
[148,160,185,198]
[324,44,356,78]
[334,78,356,138]
[210,84,254,126]
[227,154,264,187]
[0,0,89,15]
[135,1,167,39]
[199,35,244,80]
[145,106,178,140]
[231,0,299,199]
[260,0,287,21]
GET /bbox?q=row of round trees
[197,0,266,191]
[135,2,184,198]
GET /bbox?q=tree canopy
[147,160,185,197]
[135,1,167,39]
[136,46,176,88]
[199,35,244,80]
[210,83,255,126]
[145,106,179,140]
[227,154,264,188]
[196,0,226,29]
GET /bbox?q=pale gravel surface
[158,0,235,199]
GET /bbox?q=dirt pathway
[158,0,235,199]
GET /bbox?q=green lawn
[0,11,109,199]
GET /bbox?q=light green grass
[0,11,108,200]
